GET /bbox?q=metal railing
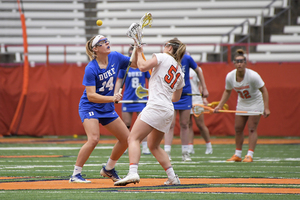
[1,42,300,66]
[220,19,251,62]
[261,0,291,42]
[219,0,291,62]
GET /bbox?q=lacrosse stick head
[192,104,213,117]
[139,12,153,29]
[135,84,149,99]
[208,101,229,110]
[127,22,143,46]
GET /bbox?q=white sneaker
[142,147,151,155]
[69,173,91,183]
[188,149,195,154]
[205,148,213,154]
[166,151,172,161]
[182,151,191,162]
[114,173,140,186]
[164,175,180,185]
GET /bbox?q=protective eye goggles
[234,59,246,64]
[164,43,179,47]
[94,38,110,47]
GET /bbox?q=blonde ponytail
[86,36,96,61]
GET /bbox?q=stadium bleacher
[0,0,298,64]
[251,10,300,62]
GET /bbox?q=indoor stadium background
[1,0,300,137]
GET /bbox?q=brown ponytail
[166,38,186,67]
[234,49,246,61]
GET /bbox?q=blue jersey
[173,54,197,110]
[79,51,129,116]
[118,68,151,112]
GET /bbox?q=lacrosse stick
[139,12,152,60]
[118,13,153,95]
[182,93,202,96]
[207,101,229,110]
[139,13,153,75]
[116,23,142,98]
[192,104,212,117]
[192,104,263,117]
[134,87,230,110]
[135,84,149,99]
[139,12,153,30]
[119,100,148,103]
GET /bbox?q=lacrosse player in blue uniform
[115,46,151,154]
[164,53,209,161]
[69,35,137,183]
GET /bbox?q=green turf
[0,136,299,199]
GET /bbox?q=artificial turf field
[0,136,299,200]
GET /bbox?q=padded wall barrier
[1,62,299,137]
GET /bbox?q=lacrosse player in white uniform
[189,67,213,155]
[115,38,186,186]
[214,49,270,162]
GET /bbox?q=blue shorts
[173,95,192,110]
[122,103,146,112]
[79,109,119,126]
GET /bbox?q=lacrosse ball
[96,20,103,26]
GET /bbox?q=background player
[188,67,213,155]
[164,53,209,161]
[214,49,270,162]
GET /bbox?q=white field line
[3,165,63,169]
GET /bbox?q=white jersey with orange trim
[140,53,185,133]
[190,67,203,103]
[225,68,264,115]
[147,53,185,110]
[189,68,203,114]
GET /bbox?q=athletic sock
[164,145,171,152]
[235,149,242,158]
[72,166,82,176]
[105,158,117,170]
[206,142,212,149]
[142,141,148,149]
[182,145,189,153]
[129,163,138,174]
[247,149,254,158]
[188,143,194,152]
[165,166,176,179]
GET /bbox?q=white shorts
[140,104,174,133]
[190,96,203,115]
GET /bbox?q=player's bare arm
[136,47,158,72]
[259,86,270,118]
[214,89,232,112]
[195,67,209,98]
